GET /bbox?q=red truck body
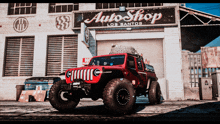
[49,52,160,114]
[65,53,156,89]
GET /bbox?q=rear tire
[103,78,136,115]
[148,81,161,105]
[49,80,80,112]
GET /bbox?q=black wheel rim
[116,88,130,105]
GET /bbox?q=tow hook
[82,88,89,95]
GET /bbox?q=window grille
[96,3,163,9]
[49,3,79,13]
[8,3,37,15]
[188,52,220,87]
[188,53,202,87]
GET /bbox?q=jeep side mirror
[128,61,135,68]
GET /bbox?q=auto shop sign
[73,7,176,28]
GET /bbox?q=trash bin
[199,77,212,100]
[15,85,24,101]
[211,70,220,100]
[24,77,61,99]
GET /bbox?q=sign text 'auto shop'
[73,7,176,28]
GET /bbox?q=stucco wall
[0,3,81,100]
[163,27,184,100]
[0,3,184,100]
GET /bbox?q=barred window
[49,3,79,13]
[4,37,34,76]
[8,3,37,15]
[96,3,163,9]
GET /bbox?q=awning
[180,6,220,52]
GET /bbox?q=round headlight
[66,71,71,78]
[93,69,101,76]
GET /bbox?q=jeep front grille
[71,69,94,81]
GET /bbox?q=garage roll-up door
[4,37,34,76]
[46,35,78,76]
[97,39,164,78]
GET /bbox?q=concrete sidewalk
[0,98,220,114]
[0,98,220,121]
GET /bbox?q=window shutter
[46,35,78,76]
[63,35,78,71]
[47,36,62,76]
[4,37,34,76]
[20,37,34,76]
[4,38,20,76]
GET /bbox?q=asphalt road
[0,96,220,121]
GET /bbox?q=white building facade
[0,3,184,100]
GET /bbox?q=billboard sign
[201,47,220,68]
[73,7,176,29]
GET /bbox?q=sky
[185,3,220,52]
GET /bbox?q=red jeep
[49,53,161,114]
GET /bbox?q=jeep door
[136,57,147,86]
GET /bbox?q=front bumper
[61,80,91,91]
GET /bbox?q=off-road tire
[103,78,136,115]
[148,81,161,105]
[49,80,80,112]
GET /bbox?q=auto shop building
[0,3,219,100]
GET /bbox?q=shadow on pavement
[52,96,164,116]
[56,105,111,115]
[1,98,220,121]
[51,101,220,121]
[130,101,220,121]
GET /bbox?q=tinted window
[136,58,143,70]
[89,55,125,66]
[145,64,154,72]
[127,55,135,69]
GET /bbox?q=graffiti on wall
[13,17,29,33]
[201,47,220,68]
[56,16,70,30]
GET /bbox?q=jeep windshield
[89,55,125,66]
